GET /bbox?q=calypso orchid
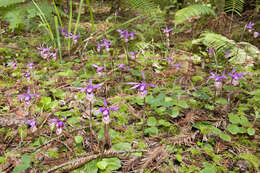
[127,71,156,98]
[49,118,65,135]
[26,119,39,132]
[92,64,104,76]
[228,67,247,86]
[78,78,103,102]
[163,27,174,37]
[97,39,112,52]
[18,87,40,106]
[208,71,228,89]
[97,98,119,124]
[117,29,135,42]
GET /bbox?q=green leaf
[247,128,255,136]
[228,113,240,124]
[96,160,108,170]
[144,127,158,136]
[176,154,182,162]
[192,76,203,82]
[158,119,171,127]
[219,133,231,142]
[13,155,31,173]
[178,100,189,109]
[97,158,121,171]
[200,162,217,173]
[175,5,216,25]
[0,0,25,7]
[112,143,131,151]
[147,117,157,126]
[21,155,31,165]
[239,115,251,127]
[83,159,98,173]
[238,153,259,170]
[215,97,227,105]
[227,124,240,135]
[170,108,179,118]
[75,136,84,144]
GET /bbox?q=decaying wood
[167,131,199,146]
[0,116,26,127]
[139,146,168,173]
[43,150,147,173]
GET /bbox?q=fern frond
[174,4,216,25]
[0,0,25,7]
[124,0,157,10]
[225,0,245,16]
[193,32,260,64]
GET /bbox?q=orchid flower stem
[213,52,218,71]
[126,43,129,65]
[89,102,93,147]
[104,123,110,149]
[142,97,146,139]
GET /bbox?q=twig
[43,150,147,173]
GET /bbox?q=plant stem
[89,102,93,147]
[104,123,110,149]
[86,0,95,31]
[142,96,146,138]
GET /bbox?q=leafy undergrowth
[0,3,259,173]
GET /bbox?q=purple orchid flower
[208,48,214,56]
[18,87,40,106]
[59,27,68,36]
[245,22,254,32]
[228,67,247,86]
[97,98,119,124]
[37,44,56,59]
[27,62,34,69]
[26,119,38,132]
[253,31,259,38]
[163,27,174,37]
[166,56,174,63]
[59,27,80,44]
[173,63,180,69]
[78,78,103,101]
[127,71,156,98]
[8,62,17,69]
[97,39,112,52]
[66,32,80,44]
[117,29,135,42]
[49,118,65,135]
[22,71,31,81]
[208,71,227,88]
[225,50,231,58]
[129,51,137,60]
[92,64,104,75]
[118,64,126,69]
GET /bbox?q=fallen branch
[43,149,147,173]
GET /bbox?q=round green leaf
[147,117,157,126]
[170,108,179,118]
[97,160,108,170]
[227,124,240,135]
[247,128,255,136]
[102,158,121,171]
[228,113,240,124]
[219,133,231,142]
[75,136,84,144]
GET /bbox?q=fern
[174,4,216,25]
[193,32,260,64]
[0,0,25,7]
[123,0,158,10]
[0,0,57,30]
[225,0,245,16]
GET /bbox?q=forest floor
[0,2,259,173]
